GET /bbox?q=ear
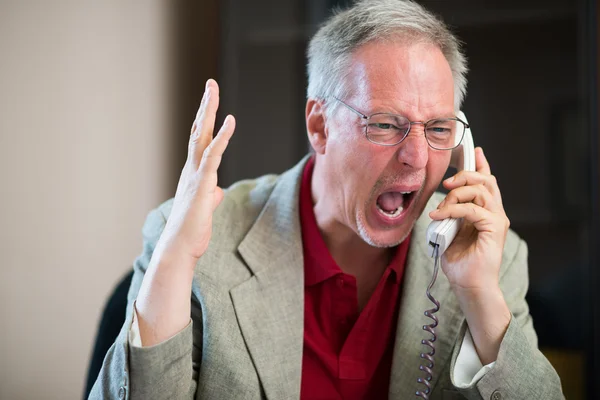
[305,98,327,154]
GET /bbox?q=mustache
[371,171,426,195]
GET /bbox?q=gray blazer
[90,157,564,400]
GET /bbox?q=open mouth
[375,190,416,219]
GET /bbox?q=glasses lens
[425,119,465,150]
[366,113,410,145]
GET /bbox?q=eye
[371,123,397,130]
[428,127,451,134]
[426,120,455,136]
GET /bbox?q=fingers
[475,147,491,175]
[197,114,236,192]
[198,79,220,146]
[429,203,508,233]
[444,170,502,205]
[438,184,500,213]
[212,187,224,211]
[189,79,220,167]
[433,146,508,232]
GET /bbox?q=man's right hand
[156,78,236,265]
[135,79,235,347]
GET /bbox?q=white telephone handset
[425,111,476,257]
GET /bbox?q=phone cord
[415,245,441,399]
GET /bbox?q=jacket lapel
[230,157,308,400]
[388,197,465,399]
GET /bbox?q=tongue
[377,192,404,213]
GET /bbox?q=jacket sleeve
[449,238,565,400]
[88,206,199,400]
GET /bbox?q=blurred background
[0,1,598,399]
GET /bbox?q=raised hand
[156,79,236,264]
[136,79,235,346]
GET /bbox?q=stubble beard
[355,203,414,248]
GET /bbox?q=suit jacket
[90,156,564,400]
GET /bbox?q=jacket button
[491,390,501,400]
[118,386,126,399]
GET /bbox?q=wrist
[137,246,196,346]
[453,284,503,303]
[455,286,510,324]
[455,286,511,364]
[152,239,200,273]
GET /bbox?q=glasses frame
[332,97,469,150]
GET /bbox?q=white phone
[425,111,476,257]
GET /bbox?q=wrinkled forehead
[344,40,455,116]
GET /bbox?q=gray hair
[307,0,468,115]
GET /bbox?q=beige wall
[0,2,173,399]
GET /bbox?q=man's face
[315,40,455,247]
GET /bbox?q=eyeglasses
[333,97,468,150]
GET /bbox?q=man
[90,1,564,399]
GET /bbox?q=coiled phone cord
[415,244,441,399]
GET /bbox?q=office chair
[83,270,133,399]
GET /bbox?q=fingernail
[445,176,454,183]
[439,200,446,209]
[205,79,211,89]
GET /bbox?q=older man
[90,1,564,399]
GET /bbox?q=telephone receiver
[425,111,476,258]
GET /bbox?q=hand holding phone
[427,115,509,292]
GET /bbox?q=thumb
[212,187,224,211]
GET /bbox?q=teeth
[400,191,412,195]
[376,203,404,218]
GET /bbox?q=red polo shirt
[299,157,411,399]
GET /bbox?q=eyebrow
[363,99,455,120]
[369,108,457,121]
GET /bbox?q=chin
[356,216,415,248]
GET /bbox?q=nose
[396,123,429,169]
